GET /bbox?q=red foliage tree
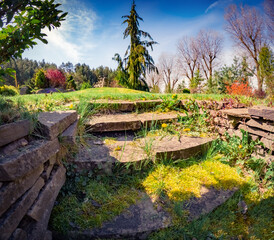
[46,69,66,87]
[226,81,253,96]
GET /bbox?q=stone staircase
[57,100,239,239]
[2,100,260,240]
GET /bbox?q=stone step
[86,112,184,133]
[70,133,213,173]
[37,110,78,140]
[92,99,164,112]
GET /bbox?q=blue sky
[23,0,264,69]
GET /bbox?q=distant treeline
[1,58,117,88]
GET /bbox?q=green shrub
[182,88,190,94]
[80,81,92,90]
[33,69,49,88]
[66,75,77,90]
[0,85,19,96]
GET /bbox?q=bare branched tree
[264,0,274,42]
[145,69,161,92]
[158,53,180,93]
[177,36,200,82]
[225,4,266,91]
[197,29,223,83]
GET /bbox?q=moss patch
[142,159,247,202]
[50,179,140,234]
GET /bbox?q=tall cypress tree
[114,1,157,91]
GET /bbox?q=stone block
[238,124,274,140]
[0,138,28,156]
[0,139,59,181]
[260,137,274,151]
[249,107,274,121]
[27,166,66,239]
[43,231,52,240]
[60,120,78,145]
[9,228,27,240]
[0,165,43,216]
[38,111,78,140]
[0,120,31,147]
[183,187,237,221]
[221,109,250,118]
[250,134,260,141]
[27,165,66,222]
[0,177,44,240]
[246,119,274,133]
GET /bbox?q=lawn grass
[5,87,269,108]
[1,87,269,126]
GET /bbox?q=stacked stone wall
[209,106,273,160]
[0,111,78,240]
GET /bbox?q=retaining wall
[211,106,273,159]
[0,111,78,240]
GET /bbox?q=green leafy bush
[0,85,19,96]
[80,81,92,90]
[66,75,77,90]
[182,88,190,94]
[33,69,49,88]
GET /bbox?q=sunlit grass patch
[142,159,247,202]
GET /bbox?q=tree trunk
[256,62,263,92]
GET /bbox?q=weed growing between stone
[0,96,37,125]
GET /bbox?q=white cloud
[23,0,97,66]
[205,1,220,13]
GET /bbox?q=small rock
[94,141,103,145]
[156,205,162,212]
[91,199,101,208]
[69,222,79,229]
[238,200,248,214]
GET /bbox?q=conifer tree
[114,1,157,91]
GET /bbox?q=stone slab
[0,139,59,181]
[38,111,78,140]
[73,135,213,173]
[140,112,184,128]
[88,116,141,132]
[183,186,237,221]
[0,138,28,156]
[93,100,135,112]
[260,137,274,151]
[249,107,274,121]
[238,124,274,140]
[0,177,44,240]
[135,100,163,110]
[221,109,250,118]
[9,228,27,240]
[87,112,181,133]
[155,136,213,160]
[0,120,31,147]
[246,119,274,133]
[27,166,66,240]
[0,165,43,216]
[27,165,66,222]
[68,194,172,239]
[60,119,78,145]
